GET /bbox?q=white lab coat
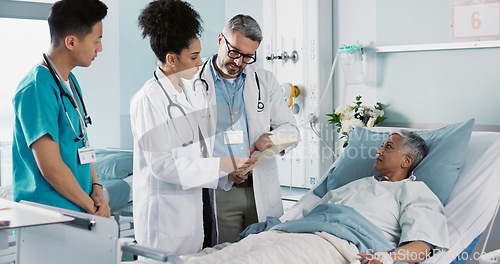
[130,68,230,255]
[193,56,300,223]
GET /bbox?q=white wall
[73,0,121,148]
[74,0,154,149]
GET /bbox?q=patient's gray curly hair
[390,130,429,173]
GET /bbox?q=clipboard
[241,133,298,175]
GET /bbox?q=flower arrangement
[327,95,387,147]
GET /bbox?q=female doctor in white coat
[191,14,300,242]
[130,0,256,255]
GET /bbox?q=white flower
[372,109,384,118]
[341,118,365,134]
[352,118,365,128]
[332,97,385,143]
[335,106,344,115]
[366,117,375,127]
[340,119,353,134]
[343,106,355,120]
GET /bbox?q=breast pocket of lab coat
[158,193,196,239]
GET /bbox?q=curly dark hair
[138,0,203,64]
[48,0,108,46]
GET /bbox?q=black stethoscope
[153,71,195,147]
[43,54,91,143]
[194,58,265,112]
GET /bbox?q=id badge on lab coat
[224,130,244,145]
[78,147,97,164]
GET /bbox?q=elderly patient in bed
[181,130,449,264]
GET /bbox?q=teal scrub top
[12,65,92,212]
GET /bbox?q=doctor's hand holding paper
[192,14,300,244]
[248,133,275,155]
[130,0,256,256]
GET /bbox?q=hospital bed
[173,120,500,264]
[280,122,500,264]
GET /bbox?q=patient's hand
[358,252,392,264]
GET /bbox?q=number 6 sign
[452,1,500,40]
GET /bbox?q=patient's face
[374,134,408,176]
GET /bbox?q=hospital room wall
[332,0,500,131]
[376,0,500,130]
[73,0,156,149]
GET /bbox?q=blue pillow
[94,149,133,180]
[314,119,475,205]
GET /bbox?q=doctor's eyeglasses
[222,35,257,64]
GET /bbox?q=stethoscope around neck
[194,58,265,112]
[43,53,91,144]
[153,71,195,147]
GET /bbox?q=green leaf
[375,116,387,125]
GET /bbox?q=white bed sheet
[425,136,500,263]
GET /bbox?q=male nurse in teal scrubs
[12,0,110,217]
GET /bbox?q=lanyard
[220,78,240,131]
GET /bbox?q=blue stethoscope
[153,71,195,147]
[43,53,91,144]
[193,58,265,112]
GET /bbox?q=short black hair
[48,0,108,46]
[138,0,203,63]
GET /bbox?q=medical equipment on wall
[43,53,92,143]
[193,59,265,112]
[266,50,299,63]
[262,0,333,188]
[338,45,364,85]
[280,82,301,110]
[307,44,365,152]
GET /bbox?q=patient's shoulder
[400,181,443,206]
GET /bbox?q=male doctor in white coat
[193,14,300,243]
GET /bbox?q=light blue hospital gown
[12,65,92,212]
[316,176,449,249]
